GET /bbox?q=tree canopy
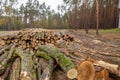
[0,0,119,30]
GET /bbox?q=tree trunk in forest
[118,0,120,28]
[83,0,89,34]
[96,0,99,35]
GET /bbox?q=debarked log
[37,44,78,79]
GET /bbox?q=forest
[0,0,119,30]
[0,0,120,80]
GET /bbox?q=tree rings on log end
[0,40,6,46]
[67,68,78,79]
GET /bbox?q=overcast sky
[18,0,63,11]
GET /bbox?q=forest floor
[75,29,120,46]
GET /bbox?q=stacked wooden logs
[0,29,120,80]
[0,30,74,50]
[0,43,78,80]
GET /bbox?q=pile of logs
[0,29,120,80]
[0,30,76,80]
[0,30,74,50]
[0,44,77,80]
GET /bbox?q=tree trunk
[96,0,99,35]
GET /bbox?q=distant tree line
[0,0,119,30]
[61,0,119,29]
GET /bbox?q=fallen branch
[94,60,120,77]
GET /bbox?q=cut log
[14,47,36,80]
[94,60,120,77]
[72,49,120,77]
[40,59,54,80]
[36,52,55,80]
[0,40,6,46]
[0,65,12,80]
[0,44,15,75]
[0,44,12,55]
[0,51,9,63]
[37,44,77,79]
[53,69,69,80]
[9,58,21,80]
[0,30,74,50]
[94,69,109,80]
[35,58,42,80]
[77,61,95,80]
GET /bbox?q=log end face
[0,40,6,46]
[67,68,78,79]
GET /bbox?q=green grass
[89,28,120,34]
[99,28,120,33]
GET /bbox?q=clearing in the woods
[0,28,120,80]
[0,29,120,46]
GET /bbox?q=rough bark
[39,59,54,80]
[0,44,12,55]
[0,44,15,75]
[0,51,9,63]
[36,52,55,80]
[9,58,21,80]
[14,47,36,80]
[35,58,42,80]
[37,44,77,79]
[53,69,69,80]
[0,65,12,80]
